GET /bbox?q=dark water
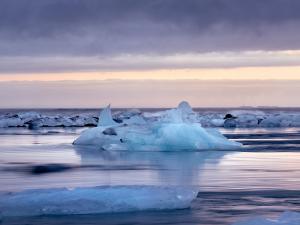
[0,127,300,224]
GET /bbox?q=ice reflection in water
[0,127,300,224]
[74,146,231,186]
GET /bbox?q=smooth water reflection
[0,127,300,225]
[0,127,300,192]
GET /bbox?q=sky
[0,0,300,108]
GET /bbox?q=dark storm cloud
[1,0,300,56]
[0,0,300,73]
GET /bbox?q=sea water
[0,109,299,224]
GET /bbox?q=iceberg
[232,211,300,225]
[73,102,242,151]
[0,186,198,217]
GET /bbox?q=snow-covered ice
[73,102,242,151]
[1,104,300,128]
[232,211,300,225]
[0,186,198,217]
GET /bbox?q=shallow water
[0,127,300,224]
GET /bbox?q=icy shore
[1,106,300,129]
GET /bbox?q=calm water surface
[0,127,300,224]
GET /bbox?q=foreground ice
[73,102,242,151]
[233,211,300,225]
[0,186,198,217]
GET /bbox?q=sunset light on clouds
[0,0,300,107]
[1,66,300,82]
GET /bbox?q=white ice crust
[232,211,300,225]
[1,102,300,128]
[73,101,242,151]
[0,186,198,217]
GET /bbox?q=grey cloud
[1,0,300,56]
[1,0,300,73]
[1,51,300,73]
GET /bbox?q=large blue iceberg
[73,101,242,151]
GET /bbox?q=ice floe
[0,186,198,217]
[1,103,300,128]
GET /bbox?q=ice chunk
[123,115,147,125]
[143,110,166,118]
[291,114,300,127]
[0,186,198,217]
[235,114,260,128]
[259,115,282,128]
[83,116,98,126]
[229,110,266,117]
[177,101,194,114]
[224,110,266,128]
[160,102,198,124]
[98,105,118,127]
[116,108,142,119]
[18,111,41,123]
[163,108,187,123]
[232,211,300,225]
[148,124,241,151]
[143,101,196,124]
[74,102,242,151]
[224,118,237,128]
[211,118,225,127]
[73,127,120,146]
[0,117,24,128]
